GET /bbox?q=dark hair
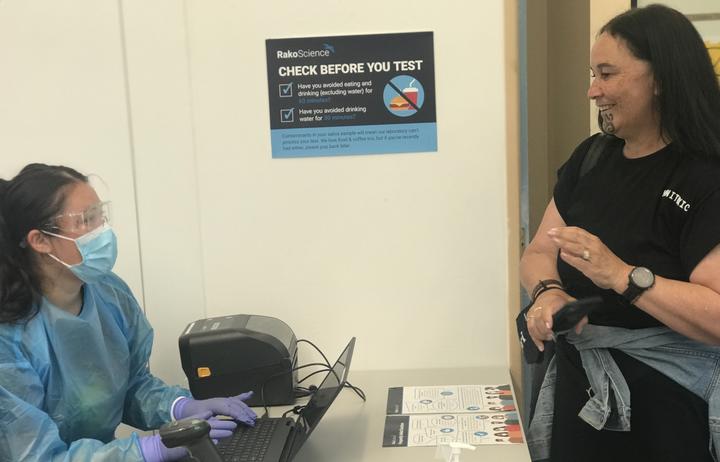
[599,4,720,159]
[0,163,87,323]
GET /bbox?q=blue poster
[266,32,437,158]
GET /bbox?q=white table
[291,367,532,462]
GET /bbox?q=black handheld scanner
[159,418,222,462]
[552,296,604,334]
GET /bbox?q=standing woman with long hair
[521,5,720,462]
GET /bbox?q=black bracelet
[533,285,565,302]
[531,279,564,301]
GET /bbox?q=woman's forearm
[520,247,563,297]
[615,276,720,345]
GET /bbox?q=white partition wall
[0,0,143,298]
[130,0,513,385]
[120,0,207,384]
[1,0,517,388]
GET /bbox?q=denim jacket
[526,325,720,461]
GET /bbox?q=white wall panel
[177,0,510,370]
[0,0,142,298]
[0,0,514,389]
[120,0,205,386]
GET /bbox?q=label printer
[179,314,298,407]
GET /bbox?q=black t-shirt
[550,136,720,461]
[553,134,720,328]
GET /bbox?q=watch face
[631,267,654,289]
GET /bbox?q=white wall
[1,0,514,388]
[647,0,720,40]
[120,0,207,385]
[0,0,144,298]
[132,0,512,385]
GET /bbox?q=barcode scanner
[159,418,222,462]
[552,296,604,334]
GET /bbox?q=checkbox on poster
[279,83,293,97]
[280,108,294,123]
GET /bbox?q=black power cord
[259,362,335,418]
[258,338,367,418]
[344,382,366,401]
[296,338,366,402]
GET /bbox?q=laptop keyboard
[216,418,280,462]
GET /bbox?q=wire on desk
[297,339,332,368]
[261,339,368,417]
[298,367,332,384]
[344,382,366,401]
[297,338,366,402]
[282,405,306,419]
[259,362,330,418]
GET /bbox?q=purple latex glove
[177,411,238,439]
[174,392,256,426]
[139,435,187,462]
[206,415,238,439]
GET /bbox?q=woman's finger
[528,307,554,351]
[574,316,589,335]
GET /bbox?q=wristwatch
[622,266,655,303]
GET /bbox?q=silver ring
[582,249,591,261]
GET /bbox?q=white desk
[291,367,532,462]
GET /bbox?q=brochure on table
[382,384,523,448]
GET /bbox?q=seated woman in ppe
[520,5,720,462]
[0,164,256,462]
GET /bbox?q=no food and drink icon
[384,75,425,117]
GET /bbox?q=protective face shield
[43,223,118,283]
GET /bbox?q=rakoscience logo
[276,43,335,59]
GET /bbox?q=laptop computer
[214,337,356,462]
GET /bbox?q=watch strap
[622,284,645,303]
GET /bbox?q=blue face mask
[43,223,118,283]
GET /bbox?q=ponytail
[0,178,35,322]
[0,164,87,323]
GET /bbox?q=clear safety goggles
[45,201,112,234]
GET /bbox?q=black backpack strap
[579,134,610,178]
[522,134,611,429]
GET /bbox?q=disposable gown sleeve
[0,361,145,461]
[116,279,191,430]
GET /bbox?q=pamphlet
[382,384,523,447]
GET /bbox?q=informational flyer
[386,384,517,414]
[383,412,523,447]
[265,32,437,158]
[382,384,523,448]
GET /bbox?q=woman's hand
[527,290,576,351]
[174,392,257,426]
[547,226,631,292]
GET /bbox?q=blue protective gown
[0,273,190,461]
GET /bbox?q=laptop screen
[295,337,355,441]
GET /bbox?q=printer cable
[296,339,332,369]
[344,382,366,401]
[259,340,368,418]
[296,340,367,402]
[258,362,333,418]
[297,368,366,402]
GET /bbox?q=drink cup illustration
[403,86,418,106]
